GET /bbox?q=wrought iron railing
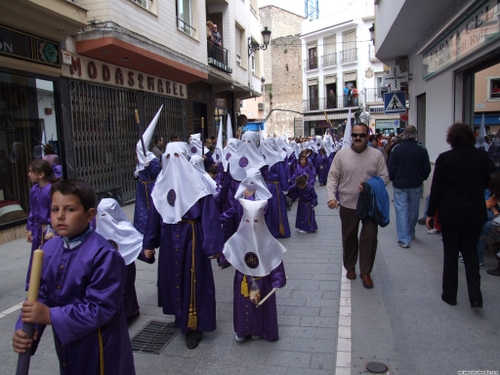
[207,41,232,73]
[321,53,337,68]
[303,94,360,111]
[303,57,318,71]
[368,44,378,61]
[177,18,196,37]
[364,87,384,103]
[339,48,357,64]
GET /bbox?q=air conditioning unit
[258,102,265,110]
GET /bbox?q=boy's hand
[21,301,51,325]
[26,231,32,243]
[144,249,155,260]
[13,329,39,354]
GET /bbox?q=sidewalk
[0,184,499,375]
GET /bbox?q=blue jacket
[388,140,431,189]
[356,176,390,227]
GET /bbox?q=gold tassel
[241,275,249,297]
[186,220,198,330]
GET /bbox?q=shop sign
[63,54,186,99]
[0,25,60,67]
[423,0,500,80]
[376,119,400,128]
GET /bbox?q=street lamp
[369,23,375,44]
[248,27,272,56]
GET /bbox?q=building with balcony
[375,0,500,176]
[0,0,264,241]
[300,0,396,137]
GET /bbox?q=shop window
[0,73,59,227]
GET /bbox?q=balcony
[303,95,360,112]
[321,53,337,68]
[303,58,319,71]
[339,48,357,64]
[207,40,233,74]
[364,88,384,104]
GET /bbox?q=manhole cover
[366,361,388,373]
[131,321,180,354]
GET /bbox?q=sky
[259,0,334,19]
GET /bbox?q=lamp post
[248,27,272,56]
[369,23,375,44]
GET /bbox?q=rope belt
[265,181,285,236]
[241,275,263,297]
[181,219,198,330]
[138,178,155,210]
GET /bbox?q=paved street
[1,184,499,375]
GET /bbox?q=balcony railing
[364,88,384,103]
[303,58,319,71]
[321,53,337,68]
[177,18,196,37]
[303,94,360,112]
[207,41,233,74]
[339,48,357,64]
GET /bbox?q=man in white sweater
[326,123,389,288]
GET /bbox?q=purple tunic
[26,183,52,287]
[233,262,286,341]
[263,162,291,238]
[288,184,318,232]
[17,230,135,375]
[292,164,316,186]
[143,195,224,334]
[133,158,161,234]
[316,154,330,186]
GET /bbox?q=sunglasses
[351,133,367,138]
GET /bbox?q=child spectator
[25,159,56,288]
[13,179,135,374]
[287,175,318,233]
[223,198,287,342]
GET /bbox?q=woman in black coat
[426,123,491,308]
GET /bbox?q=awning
[474,114,500,125]
[304,112,355,122]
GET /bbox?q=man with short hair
[326,123,389,288]
[388,125,431,248]
[151,135,164,160]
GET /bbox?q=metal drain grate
[130,321,180,354]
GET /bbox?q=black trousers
[441,223,483,304]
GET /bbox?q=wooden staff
[135,109,147,157]
[16,249,44,375]
[256,276,287,308]
[201,117,205,156]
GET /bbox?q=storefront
[60,54,188,204]
[0,25,63,237]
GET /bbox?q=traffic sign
[384,92,406,114]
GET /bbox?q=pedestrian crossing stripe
[383,92,406,114]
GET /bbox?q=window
[235,24,245,67]
[323,35,336,67]
[341,30,357,64]
[131,0,150,10]
[308,78,319,110]
[306,41,318,70]
[250,0,258,16]
[487,76,500,101]
[176,0,195,37]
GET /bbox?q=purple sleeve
[142,205,162,250]
[270,262,286,289]
[201,196,224,257]
[49,249,126,346]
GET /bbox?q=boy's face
[51,192,95,238]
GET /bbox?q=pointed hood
[226,113,234,142]
[136,106,163,174]
[342,108,352,149]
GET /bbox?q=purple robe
[287,184,318,232]
[316,154,329,186]
[133,158,161,234]
[143,195,223,334]
[263,161,291,238]
[17,230,135,375]
[292,163,316,186]
[26,182,52,287]
[233,262,286,341]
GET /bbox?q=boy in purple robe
[223,198,287,342]
[13,179,135,375]
[287,175,318,233]
[143,142,224,349]
[316,148,330,186]
[292,154,316,187]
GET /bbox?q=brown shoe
[346,270,356,280]
[360,274,373,288]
